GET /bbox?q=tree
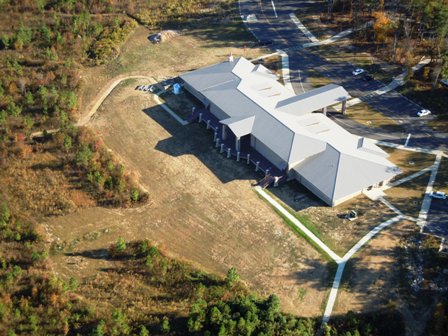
[139,326,149,336]
[92,320,106,336]
[24,91,34,106]
[160,317,170,334]
[1,203,10,223]
[14,23,33,50]
[130,189,139,202]
[115,237,126,253]
[75,145,93,168]
[35,0,46,12]
[63,135,72,151]
[226,267,240,285]
[6,101,21,117]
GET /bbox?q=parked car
[149,33,161,44]
[352,68,365,76]
[430,191,447,199]
[417,109,431,117]
[345,210,358,221]
[362,74,374,81]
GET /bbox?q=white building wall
[251,135,287,170]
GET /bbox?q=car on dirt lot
[417,109,431,117]
[352,68,365,76]
[430,191,447,199]
[149,33,161,44]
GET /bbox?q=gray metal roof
[276,84,350,116]
[180,57,398,205]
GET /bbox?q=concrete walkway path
[254,186,341,262]
[321,215,402,325]
[417,153,443,228]
[303,21,373,48]
[289,13,319,43]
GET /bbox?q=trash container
[173,83,181,95]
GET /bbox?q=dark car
[362,74,374,81]
[149,33,161,44]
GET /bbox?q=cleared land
[268,182,396,256]
[78,23,264,118]
[44,79,329,317]
[332,220,424,335]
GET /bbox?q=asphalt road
[239,0,447,151]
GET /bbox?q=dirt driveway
[44,81,329,317]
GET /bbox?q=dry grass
[333,220,418,317]
[346,102,403,132]
[268,182,396,256]
[434,157,448,194]
[78,23,265,117]
[385,172,430,218]
[45,79,330,317]
[381,147,436,178]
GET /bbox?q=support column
[221,124,227,140]
[246,154,250,164]
[198,113,202,123]
[322,106,327,116]
[213,131,218,141]
[215,138,220,147]
[235,137,241,152]
[237,152,240,162]
[265,168,270,176]
[220,144,224,153]
[255,161,260,172]
[341,99,347,115]
[227,148,231,158]
[206,120,210,130]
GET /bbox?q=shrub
[226,267,240,285]
[115,237,126,253]
[160,316,170,334]
[130,188,139,202]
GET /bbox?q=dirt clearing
[44,80,329,317]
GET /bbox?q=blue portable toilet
[173,83,181,95]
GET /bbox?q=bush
[115,237,126,253]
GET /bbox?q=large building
[180,57,398,206]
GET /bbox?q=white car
[417,109,431,117]
[430,191,447,199]
[352,68,365,76]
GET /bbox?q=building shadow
[143,105,262,184]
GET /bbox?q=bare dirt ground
[44,80,329,317]
[332,220,417,316]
